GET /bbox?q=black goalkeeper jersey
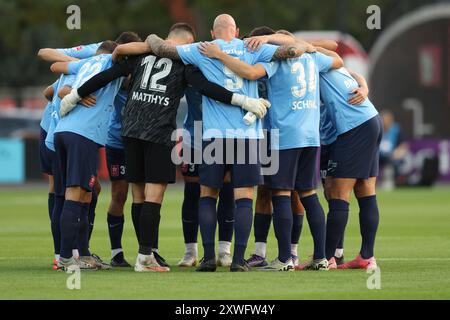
[121,55,187,146]
[77,53,234,147]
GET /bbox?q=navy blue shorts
[266,147,319,191]
[39,128,54,175]
[328,115,383,179]
[106,146,126,182]
[320,144,331,184]
[199,138,262,189]
[180,146,201,178]
[53,132,100,197]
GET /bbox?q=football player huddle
[38,14,381,273]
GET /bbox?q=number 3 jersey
[119,55,187,147]
[261,52,333,150]
[55,54,123,146]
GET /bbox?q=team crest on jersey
[111,165,120,177]
[74,46,83,51]
[88,175,96,188]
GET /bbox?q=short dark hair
[248,26,276,37]
[115,31,142,44]
[97,40,118,54]
[169,22,196,40]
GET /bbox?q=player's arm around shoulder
[146,34,181,60]
[38,48,78,63]
[112,42,151,62]
[348,69,370,105]
[198,42,266,81]
[316,47,344,70]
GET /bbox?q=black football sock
[358,196,379,259]
[217,183,235,243]
[138,202,161,255]
[108,214,124,251]
[51,195,65,255]
[233,198,253,266]
[77,203,91,257]
[272,196,293,263]
[325,199,349,260]
[301,194,327,260]
[131,203,143,242]
[182,182,200,244]
[199,197,217,260]
[60,200,83,259]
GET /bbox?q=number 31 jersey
[120,54,186,146]
[262,52,333,150]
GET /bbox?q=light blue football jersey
[57,42,102,59]
[320,68,378,136]
[45,74,76,151]
[40,80,59,132]
[106,89,127,150]
[320,103,338,146]
[176,38,278,140]
[54,54,123,146]
[262,52,333,150]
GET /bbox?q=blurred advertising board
[0,138,25,184]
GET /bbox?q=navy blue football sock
[325,199,349,260]
[218,183,235,242]
[358,196,379,259]
[138,202,161,255]
[48,193,55,221]
[337,233,345,250]
[272,196,293,263]
[233,198,253,265]
[182,182,200,244]
[108,214,124,250]
[199,197,217,260]
[301,194,327,260]
[77,203,91,257]
[88,191,97,241]
[254,213,272,243]
[51,195,65,255]
[131,203,143,242]
[291,214,304,245]
[60,200,83,259]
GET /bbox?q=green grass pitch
[0,185,450,300]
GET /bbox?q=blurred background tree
[0,0,446,106]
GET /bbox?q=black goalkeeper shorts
[123,137,176,184]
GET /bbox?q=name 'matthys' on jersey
[319,68,379,137]
[45,74,76,151]
[54,54,123,146]
[262,52,333,150]
[176,38,278,140]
